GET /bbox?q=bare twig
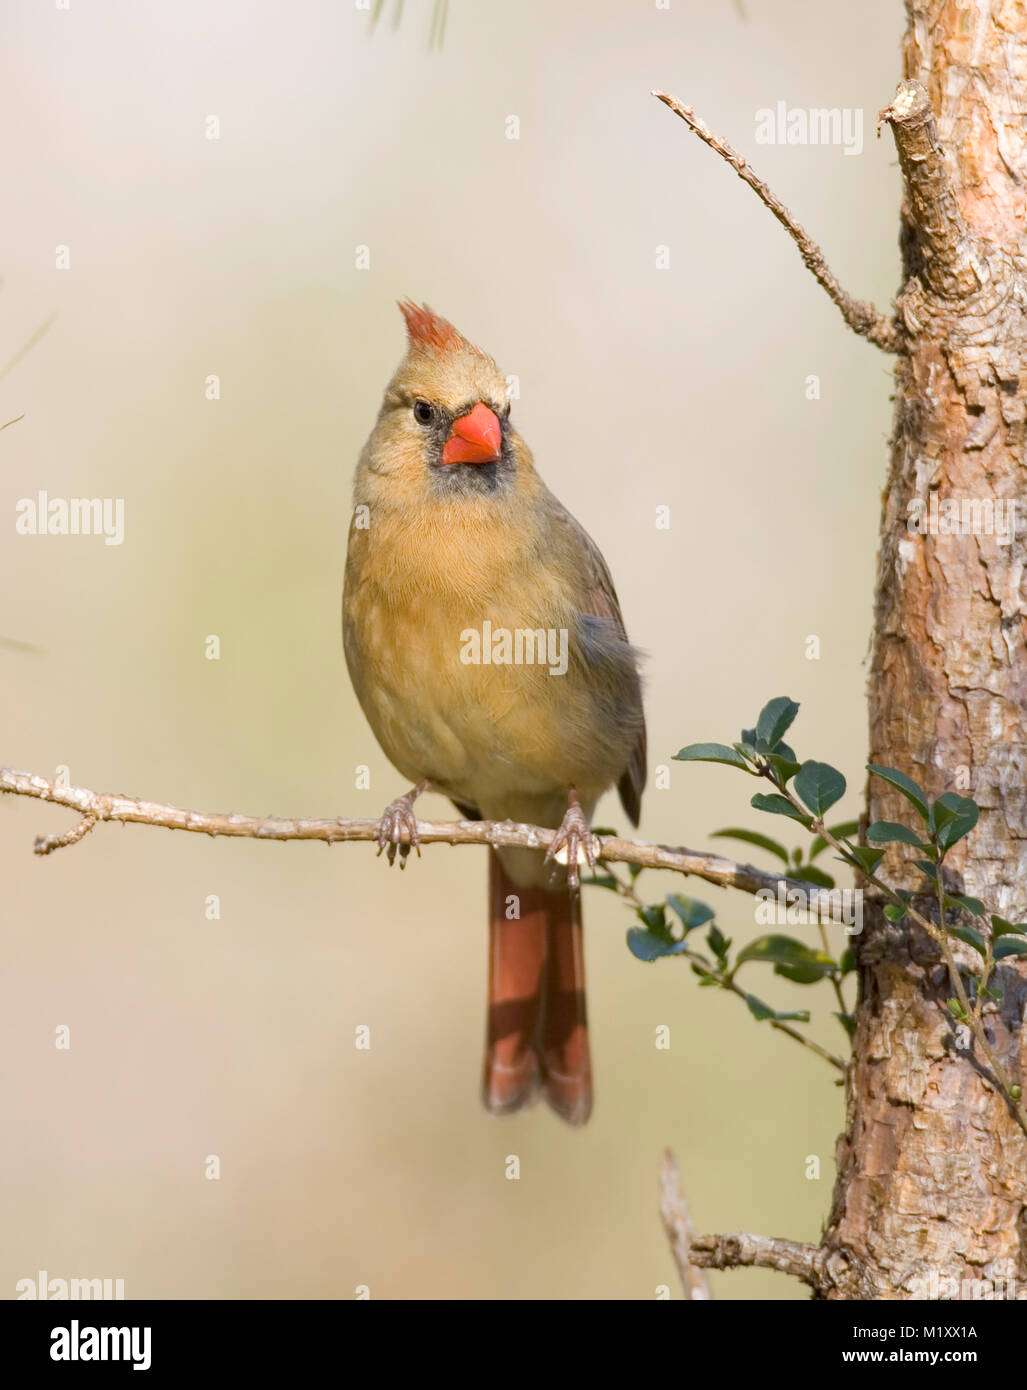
[370,0,447,49]
[0,766,855,923]
[659,1148,827,1294]
[877,80,980,300]
[39,811,99,852]
[658,1150,712,1299]
[0,313,56,384]
[689,1229,824,1284]
[0,633,43,653]
[653,90,901,352]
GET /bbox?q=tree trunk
[823,1,1027,1299]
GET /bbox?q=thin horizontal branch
[690,1230,824,1284]
[0,766,854,918]
[660,1150,826,1294]
[653,90,901,352]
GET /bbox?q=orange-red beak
[441,402,502,465]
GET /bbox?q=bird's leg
[376,779,431,868]
[544,788,598,892]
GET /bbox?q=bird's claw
[545,796,598,891]
[376,795,422,868]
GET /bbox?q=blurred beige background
[1,0,900,1299]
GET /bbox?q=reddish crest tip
[397,300,483,358]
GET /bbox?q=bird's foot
[376,780,430,868]
[544,789,598,891]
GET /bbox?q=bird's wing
[549,498,647,827]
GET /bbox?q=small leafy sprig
[666,696,1027,1132]
[586,696,870,1070]
[586,860,849,1072]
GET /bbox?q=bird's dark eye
[413,400,434,425]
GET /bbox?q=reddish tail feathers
[482,849,592,1125]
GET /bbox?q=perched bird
[343,303,645,1124]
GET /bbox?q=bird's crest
[398,300,486,359]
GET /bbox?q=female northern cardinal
[343,303,645,1124]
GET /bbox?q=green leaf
[931,791,979,826]
[638,904,668,933]
[946,997,967,1022]
[867,764,929,824]
[794,761,846,817]
[764,753,802,784]
[866,821,925,847]
[751,793,811,825]
[665,894,715,931]
[711,827,791,867]
[809,821,859,861]
[994,938,1027,961]
[846,845,885,875]
[674,742,751,770]
[706,924,729,960]
[743,993,810,1024]
[934,794,979,852]
[929,803,957,833]
[736,935,836,982]
[914,859,939,883]
[755,697,799,751]
[938,820,979,853]
[839,948,856,975]
[949,894,985,918]
[626,927,690,962]
[883,902,907,922]
[946,923,987,957]
[992,915,1027,938]
[930,794,964,831]
[778,962,834,985]
[834,1012,856,1040]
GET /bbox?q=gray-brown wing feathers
[550,499,647,827]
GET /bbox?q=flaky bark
[822,3,1027,1299]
